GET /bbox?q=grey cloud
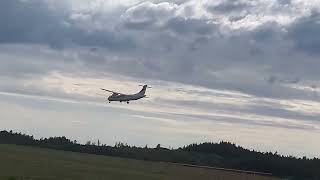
[122,2,215,36]
[266,75,301,85]
[277,0,291,5]
[288,12,320,55]
[205,0,253,23]
[166,17,214,35]
[253,23,284,42]
[0,44,83,78]
[172,113,317,131]
[0,0,134,50]
[69,30,135,50]
[2,0,320,102]
[157,96,320,124]
[207,0,250,13]
[0,0,63,45]
[121,2,176,30]
[267,76,277,84]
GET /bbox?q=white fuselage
[108,93,146,102]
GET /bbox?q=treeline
[183,143,320,179]
[0,130,319,179]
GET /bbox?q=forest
[0,130,319,179]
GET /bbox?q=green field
[0,144,282,180]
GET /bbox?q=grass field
[0,144,283,180]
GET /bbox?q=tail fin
[138,85,148,95]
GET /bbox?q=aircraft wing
[101,88,125,95]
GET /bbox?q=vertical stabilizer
[138,85,148,95]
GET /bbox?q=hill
[0,144,281,180]
[1,130,319,179]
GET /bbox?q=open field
[0,144,282,180]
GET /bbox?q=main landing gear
[115,101,130,104]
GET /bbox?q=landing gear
[127,101,129,104]
[109,101,111,103]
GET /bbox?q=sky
[0,0,320,158]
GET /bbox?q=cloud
[0,0,135,50]
[1,0,320,157]
[121,1,215,36]
[1,0,319,100]
[288,12,320,54]
[166,17,215,35]
[0,0,68,48]
[121,2,178,30]
[206,0,251,13]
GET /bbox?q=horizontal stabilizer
[139,85,152,88]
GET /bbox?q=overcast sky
[1,0,320,158]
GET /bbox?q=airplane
[101,85,151,104]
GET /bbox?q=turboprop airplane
[101,85,151,104]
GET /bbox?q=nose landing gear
[127,101,129,104]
